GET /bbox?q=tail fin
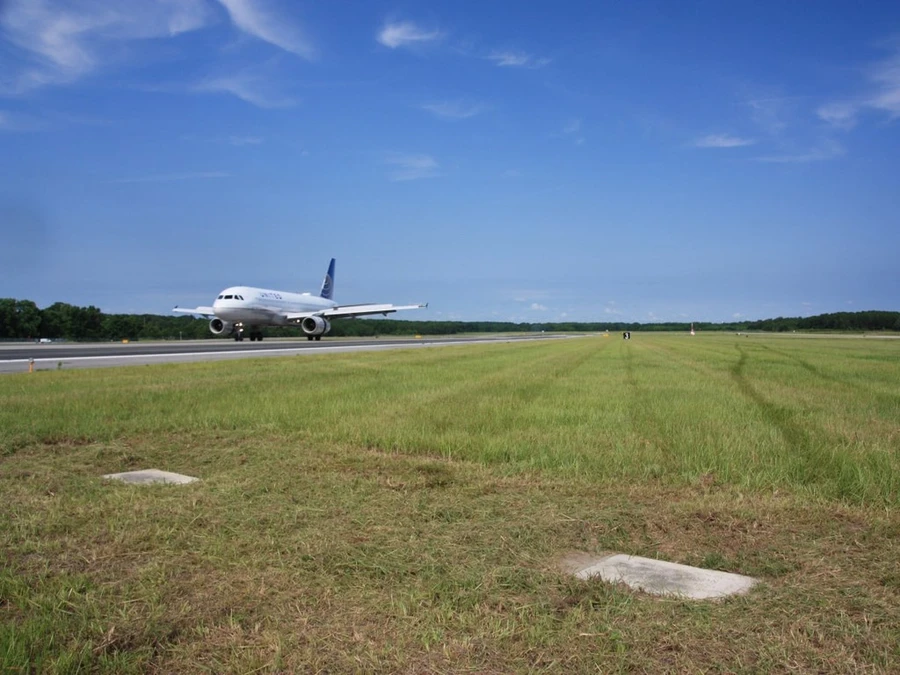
[320,258,336,299]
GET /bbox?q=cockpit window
[225,295,233,299]
[217,295,224,299]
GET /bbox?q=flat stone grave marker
[102,469,198,485]
[561,552,758,600]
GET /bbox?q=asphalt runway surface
[0,334,569,374]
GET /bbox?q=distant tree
[40,302,77,339]
[0,298,17,338]
[15,300,42,338]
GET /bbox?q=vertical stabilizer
[320,258,336,299]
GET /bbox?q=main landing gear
[232,326,264,342]
[307,335,322,341]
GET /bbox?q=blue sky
[1,0,898,323]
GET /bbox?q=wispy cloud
[377,21,441,49]
[559,118,585,145]
[420,100,487,120]
[745,96,796,136]
[816,102,858,130]
[755,139,844,163]
[386,153,439,181]
[487,50,550,68]
[818,46,900,129]
[0,109,42,132]
[215,0,315,60]
[111,171,231,184]
[563,119,581,134]
[0,0,212,94]
[869,49,900,117]
[694,134,756,148]
[195,72,295,108]
[530,303,548,311]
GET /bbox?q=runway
[0,334,569,374]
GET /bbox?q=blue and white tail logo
[320,258,336,299]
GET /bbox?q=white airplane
[173,259,426,341]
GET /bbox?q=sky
[1,0,898,324]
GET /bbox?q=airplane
[173,258,426,341]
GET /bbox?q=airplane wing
[284,303,427,322]
[172,306,216,318]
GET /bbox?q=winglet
[320,258,336,300]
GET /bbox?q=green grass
[1,334,898,672]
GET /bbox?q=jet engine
[209,318,234,335]
[301,316,331,336]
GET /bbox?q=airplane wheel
[307,335,314,341]
[315,336,321,341]
[257,335,263,342]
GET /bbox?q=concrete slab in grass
[561,552,758,600]
[102,469,198,485]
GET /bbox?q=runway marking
[0,336,560,369]
[0,342,431,364]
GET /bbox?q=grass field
[1,334,898,672]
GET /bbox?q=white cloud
[562,119,581,134]
[195,73,295,108]
[377,21,440,49]
[530,303,547,311]
[604,307,622,315]
[215,0,315,60]
[868,50,900,118]
[816,101,858,130]
[487,50,550,68]
[111,171,231,184]
[694,134,756,148]
[745,96,797,136]
[818,46,900,130]
[559,118,585,145]
[420,100,487,120]
[386,153,439,181]
[755,139,844,163]
[0,0,212,94]
[732,312,743,319]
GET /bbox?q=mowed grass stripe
[640,335,899,503]
[2,335,898,503]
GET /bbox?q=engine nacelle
[209,318,233,335]
[301,316,331,336]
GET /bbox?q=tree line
[744,311,900,332]
[1,298,898,341]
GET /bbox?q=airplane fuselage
[213,286,336,327]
